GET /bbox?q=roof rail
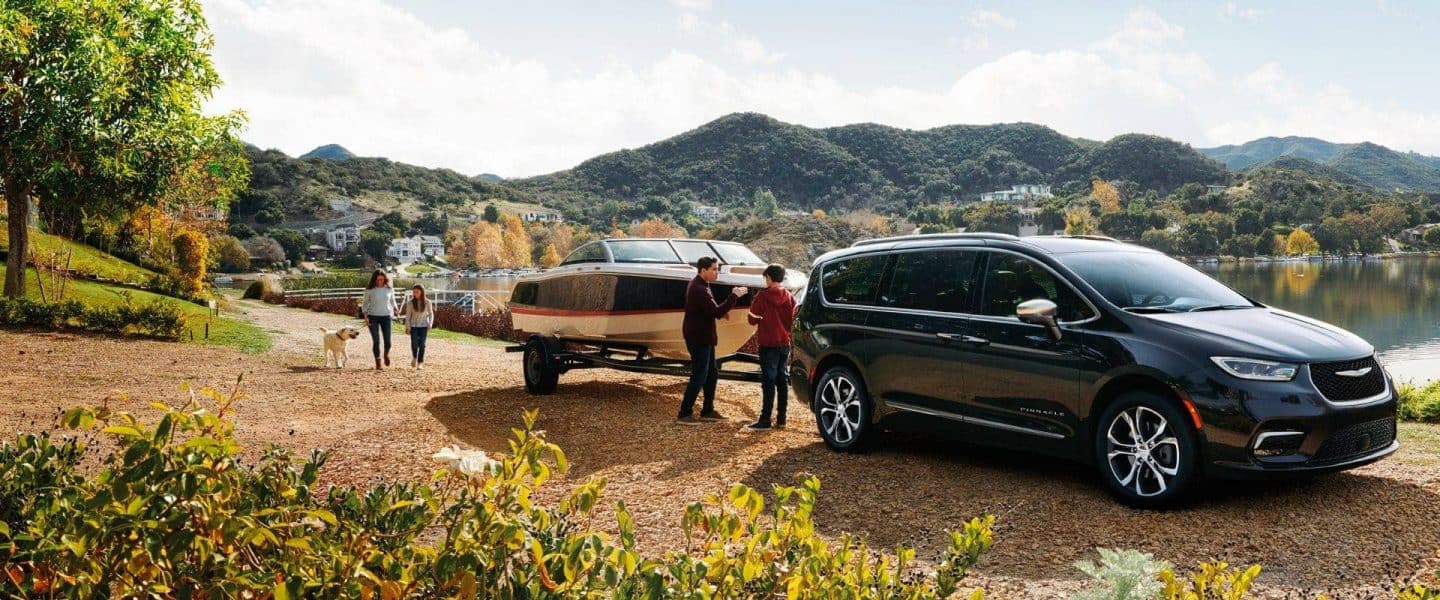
[1048,234,1120,242]
[851,232,1019,248]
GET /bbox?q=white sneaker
[417,363,424,370]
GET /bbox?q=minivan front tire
[814,366,872,451]
[1094,391,1199,507]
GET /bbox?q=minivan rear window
[821,255,888,305]
[879,250,978,313]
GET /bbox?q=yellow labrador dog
[320,326,362,368]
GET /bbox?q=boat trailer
[506,334,761,395]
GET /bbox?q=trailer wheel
[523,337,560,395]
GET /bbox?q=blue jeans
[410,326,429,363]
[367,315,391,359]
[758,346,789,424]
[679,341,718,418]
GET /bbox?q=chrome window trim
[887,400,1066,439]
[815,246,1102,326]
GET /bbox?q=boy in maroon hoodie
[745,264,797,431]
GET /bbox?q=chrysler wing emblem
[1335,367,1373,377]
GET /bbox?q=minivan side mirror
[1017,298,1062,341]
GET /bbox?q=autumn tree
[444,230,469,268]
[1091,179,1123,214]
[242,236,286,267]
[1064,209,1098,235]
[539,244,562,268]
[500,215,532,267]
[172,231,208,296]
[631,218,682,238]
[467,222,505,268]
[550,223,575,257]
[1,0,245,297]
[209,235,251,273]
[1286,229,1320,256]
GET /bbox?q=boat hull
[510,307,757,359]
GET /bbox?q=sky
[203,0,1440,178]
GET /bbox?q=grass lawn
[403,262,440,274]
[0,265,272,354]
[0,227,158,284]
[1398,423,1440,467]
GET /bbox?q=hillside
[300,144,357,160]
[236,146,532,225]
[705,214,879,268]
[1200,136,1440,191]
[515,113,1224,221]
[1239,156,1367,187]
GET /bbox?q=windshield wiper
[1122,306,1182,313]
[1188,304,1255,312]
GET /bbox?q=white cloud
[670,0,711,10]
[678,12,701,33]
[960,35,990,52]
[1208,62,1440,152]
[203,1,1440,177]
[967,9,1016,30]
[1219,2,1263,21]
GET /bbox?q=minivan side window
[879,250,979,313]
[980,253,1094,322]
[820,254,888,305]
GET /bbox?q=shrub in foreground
[0,382,993,599]
[1398,380,1440,423]
[0,296,184,339]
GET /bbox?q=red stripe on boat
[510,306,686,317]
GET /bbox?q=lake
[1201,257,1440,385]
[428,258,1440,384]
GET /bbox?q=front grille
[1311,418,1395,463]
[1309,357,1386,402]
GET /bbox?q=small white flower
[432,445,497,481]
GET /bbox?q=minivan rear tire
[1094,391,1199,508]
[814,366,872,451]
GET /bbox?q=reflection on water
[1200,258,1440,384]
[423,260,1440,384]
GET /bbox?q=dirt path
[3,299,1438,598]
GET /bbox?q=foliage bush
[0,388,996,599]
[1397,380,1440,423]
[172,230,209,296]
[0,295,185,339]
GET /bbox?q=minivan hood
[1140,307,1373,363]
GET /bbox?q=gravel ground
[2,295,1438,598]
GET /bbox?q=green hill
[1240,156,1368,187]
[300,144,357,160]
[515,113,1223,219]
[1199,137,1440,191]
[0,227,158,285]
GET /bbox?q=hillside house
[1205,184,1228,195]
[692,204,722,222]
[386,235,445,264]
[327,225,361,252]
[1402,223,1440,244]
[521,210,563,224]
[980,184,1053,203]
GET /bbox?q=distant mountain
[300,144,357,160]
[1199,136,1440,191]
[1241,156,1367,187]
[475,173,505,183]
[516,112,1224,219]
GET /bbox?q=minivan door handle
[936,333,990,346]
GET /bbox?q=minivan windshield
[1055,251,1256,313]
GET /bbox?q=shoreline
[1183,250,1440,265]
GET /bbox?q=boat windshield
[671,240,716,265]
[711,242,765,265]
[560,242,608,265]
[606,240,682,263]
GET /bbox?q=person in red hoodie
[677,256,748,425]
[745,264,797,431]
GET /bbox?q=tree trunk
[4,181,30,298]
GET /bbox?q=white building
[692,204,722,222]
[386,235,445,263]
[1205,184,1228,195]
[521,210,563,224]
[980,184,1053,203]
[326,225,360,252]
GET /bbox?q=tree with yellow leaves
[1286,229,1319,256]
[550,223,575,257]
[631,218,684,238]
[812,209,828,219]
[465,221,504,268]
[501,215,532,267]
[539,244,562,268]
[1064,208,1098,235]
[1091,179,1123,214]
[172,230,208,297]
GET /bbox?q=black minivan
[788,233,1398,506]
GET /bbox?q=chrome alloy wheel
[1105,406,1181,498]
[818,374,863,444]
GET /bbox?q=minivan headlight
[1210,357,1298,381]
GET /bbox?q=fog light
[1254,431,1305,457]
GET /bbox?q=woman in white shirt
[361,270,401,370]
[400,284,435,369]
